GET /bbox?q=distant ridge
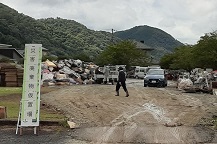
[114,25,184,61]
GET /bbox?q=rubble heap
[0,59,103,87]
[177,68,217,94]
[41,59,97,86]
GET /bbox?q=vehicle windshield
[147,69,164,75]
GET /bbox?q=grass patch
[0,87,66,121]
[40,109,65,120]
[0,87,22,96]
[0,101,20,119]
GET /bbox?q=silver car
[144,69,167,87]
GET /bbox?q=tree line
[160,32,217,71]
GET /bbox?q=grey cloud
[159,18,176,28]
[25,0,71,6]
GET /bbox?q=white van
[146,65,161,73]
[134,67,148,79]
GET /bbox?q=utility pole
[111,29,114,44]
[111,29,117,44]
[103,28,116,44]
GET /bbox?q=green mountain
[0,3,183,62]
[114,25,184,61]
[0,3,119,60]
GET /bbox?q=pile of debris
[177,68,217,94]
[0,59,105,87]
[41,59,97,86]
[0,63,23,87]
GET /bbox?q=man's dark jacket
[118,70,126,82]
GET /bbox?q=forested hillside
[114,26,184,61]
[0,3,119,59]
[38,18,120,58]
[0,3,184,61]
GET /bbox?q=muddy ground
[41,79,217,143]
[1,79,217,143]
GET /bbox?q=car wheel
[96,79,103,84]
[163,83,167,87]
[111,80,114,85]
[157,82,164,88]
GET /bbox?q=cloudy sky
[1,0,217,44]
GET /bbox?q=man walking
[115,67,129,97]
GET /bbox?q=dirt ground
[1,79,217,143]
[38,79,217,143]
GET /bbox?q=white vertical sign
[21,44,42,127]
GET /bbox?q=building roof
[17,50,25,56]
[0,44,12,48]
[0,48,23,59]
[42,47,48,51]
[16,47,48,56]
[0,44,48,51]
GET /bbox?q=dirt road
[40,79,217,143]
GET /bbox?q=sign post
[16,44,42,135]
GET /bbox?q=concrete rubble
[41,59,98,86]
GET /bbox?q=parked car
[144,69,167,87]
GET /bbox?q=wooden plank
[5,76,17,82]
[6,83,17,87]
[5,71,17,74]
[0,106,7,119]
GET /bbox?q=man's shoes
[126,91,129,97]
[115,91,119,96]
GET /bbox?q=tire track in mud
[159,88,204,126]
[159,88,203,107]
